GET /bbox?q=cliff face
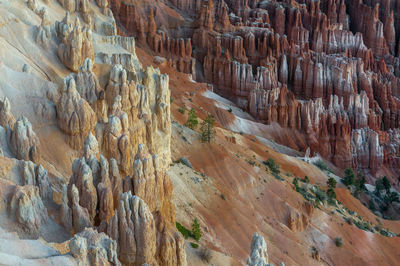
[111,0,400,179]
[0,0,185,265]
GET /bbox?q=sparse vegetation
[334,237,343,247]
[178,107,185,114]
[185,108,198,130]
[200,114,216,143]
[293,177,299,191]
[191,219,202,241]
[221,194,226,200]
[313,160,332,172]
[263,158,280,174]
[190,242,199,248]
[304,176,310,183]
[176,222,191,239]
[342,168,355,186]
[228,107,232,113]
[327,177,337,201]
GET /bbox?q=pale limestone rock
[97,156,114,222]
[69,158,98,222]
[83,132,99,160]
[10,117,40,163]
[58,18,94,71]
[70,228,120,265]
[70,184,92,233]
[76,58,107,122]
[96,0,109,15]
[60,184,72,232]
[246,232,269,266]
[8,185,48,238]
[20,161,52,200]
[105,64,139,122]
[27,0,38,11]
[104,192,156,265]
[57,0,76,12]
[55,12,74,41]
[0,97,15,129]
[57,76,96,149]
[109,158,122,209]
[102,95,130,175]
[36,10,52,48]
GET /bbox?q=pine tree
[200,114,215,143]
[327,177,337,200]
[342,168,355,186]
[185,108,198,130]
[191,218,202,241]
[327,177,337,189]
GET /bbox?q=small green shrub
[191,219,202,241]
[190,242,199,248]
[304,176,310,183]
[342,168,355,186]
[178,107,185,114]
[221,194,226,200]
[185,108,198,129]
[272,172,284,181]
[293,178,299,190]
[176,222,191,239]
[315,187,328,202]
[228,108,232,113]
[313,160,331,172]
[334,237,343,247]
[263,158,280,174]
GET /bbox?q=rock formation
[69,227,120,265]
[0,97,15,129]
[8,185,48,238]
[36,9,52,48]
[110,0,400,180]
[103,192,157,265]
[57,16,94,71]
[246,232,269,266]
[56,75,96,149]
[20,161,52,200]
[9,117,41,163]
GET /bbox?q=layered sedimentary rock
[0,97,15,128]
[76,58,107,122]
[111,0,400,179]
[57,75,97,149]
[10,117,41,163]
[69,227,120,265]
[57,15,94,71]
[8,185,48,238]
[246,232,269,266]
[36,10,52,48]
[20,161,52,200]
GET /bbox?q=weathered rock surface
[69,227,120,265]
[8,185,48,238]
[110,0,400,179]
[10,117,41,163]
[246,232,269,266]
[20,161,52,200]
[103,192,157,265]
[57,16,94,71]
[57,75,96,149]
[0,97,15,129]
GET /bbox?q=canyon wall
[110,0,400,179]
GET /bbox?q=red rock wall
[110,0,400,178]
